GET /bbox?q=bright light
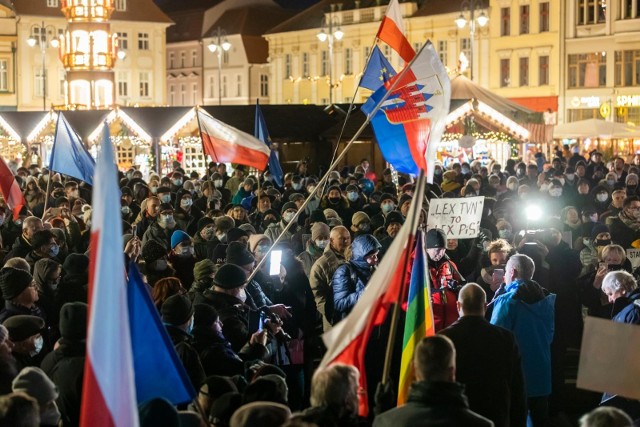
[526,205,543,221]
[334,28,344,40]
[316,29,327,42]
[27,37,37,47]
[477,11,489,27]
[207,42,217,53]
[117,50,126,59]
[50,38,59,48]
[455,13,467,29]
[221,40,231,51]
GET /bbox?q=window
[47,0,58,7]
[615,50,640,87]
[438,40,448,66]
[180,84,186,105]
[115,0,126,11]
[138,33,149,50]
[208,75,215,98]
[621,0,639,19]
[222,75,227,98]
[35,67,45,97]
[191,50,197,67]
[169,84,175,105]
[539,55,549,86]
[223,51,229,65]
[260,74,268,97]
[539,2,550,32]
[59,69,66,98]
[236,74,242,97]
[0,60,8,91]
[578,0,606,25]
[192,83,197,104]
[321,51,329,76]
[520,5,529,34]
[501,7,510,36]
[344,48,352,74]
[568,53,607,88]
[500,59,510,87]
[180,51,185,68]
[364,46,371,61]
[117,32,128,50]
[139,72,150,97]
[460,38,471,63]
[519,57,529,86]
[284,54,291,77]
[383,45,392,58]
[169,52,174,69]
[117,71,128,97]
[302,53,309,77]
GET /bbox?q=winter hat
[351,211,370,227]
[158,202,174,214]
[227,228,248,243]
[248,234,271,253]
[62,253,90,275]
[379,193,396,204]
[201,376,238,400]
[309,209,327,224]
[426,228,447,249]
[212,244,228,265]
[193,259,216,281]
[243,375,289,405]
[197,217,215,232]
[212,264,247,290]
[12,367,58,405]
[230,401,291,427]
[591,223,610,241]
[384,211,405,228]
[59,302,88,341]
[0,267,33,300]
[171,230,191,250]
[141,240,167,263]
[238,223,256,235]
[3,315,44,342]
[288,193,304,203]
[398,194,412,208]
[138,398,180,427]
[161,294,194,326]
[226,242,255,266]
[323,208,339,220]
[280,202,297,215]
[215,216,235,231]
[311,222,330,241]
[193,304,219,328]
[210,392,243,427]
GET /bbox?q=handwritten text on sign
[427,196,484,239]
[627,248,640,269]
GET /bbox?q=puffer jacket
[309,245,346,332]
[612,288,640,325]
[332,234,381,324]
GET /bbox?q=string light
[160,108,196,143]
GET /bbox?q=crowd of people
[0,150,637,427]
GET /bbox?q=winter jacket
[332,235,381,324]
[373,381,494,427]
[141,221,176,251]
[609,213,640,250]
[612,288,640,325]
[491,279,556,397]
[193,290,252,353]
[3,235,33,264]
[174,206,203,236]
[429,256,464,331]
[165,325,206,390]
[309,245,346,332]
[320,196,354,228]
[297,241,324,277]
[169,254,196,290]
[264,220,298,246]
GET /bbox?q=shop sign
[616,95,640,107]
[571,96,601,108]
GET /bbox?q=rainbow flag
[398,231,434,404]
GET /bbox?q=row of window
[500,56,550,88]
[47,0,127,11]
[168,74,268,105]
[115,32,149,51]
[568,50,640,88]
[577,0,640,24]
[500,3,550,37]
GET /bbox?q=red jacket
[429,258,464,331]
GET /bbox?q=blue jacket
[612,288,640,325]
[332,234,381,324]
[491,279,556,398]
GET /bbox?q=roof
[62,110,111,140]
[166,9,207,43]
[14,0,172,24]
[155,0,221,14]
[121,106,193,138]
[412,0,467,17]
[0,111,47,140]
[203,4,295,37]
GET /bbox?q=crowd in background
[0,149,637,427]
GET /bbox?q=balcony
[61,0,114,21]
[61,51,116,70]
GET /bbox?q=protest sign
[426,196,484,239]
[627,248,640,269]
[577,316,640,400]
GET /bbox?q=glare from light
[477,11,489,27]
[317,29,327,42]
[222,40,231,51]
[526,205,543,221]
[50,38,59,48]
[27,37,37,47]
[117,50,126,60]
[207,42,217,53]
[334,28,344,40]
[455,13,467,29]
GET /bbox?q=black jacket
[440,316,526,427]
[3,235,33,264]
[373,381,494,427]
[165,325,206,390]
[193,290,251,353]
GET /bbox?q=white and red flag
[0,155,25,213]
[80,124,138,427]
[197,107,270,170]
[376,0,415,63]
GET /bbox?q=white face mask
[181,198,192,208]
[539,183,550,192]
[160,194,171,203]
[315,239,329,249]
[597,193,608,202]
[292,183,302,190]
[507,183,518,191]
[31,336,44,356]
[283,211,295,223]
[214,179,223,187]
[549,188,562,197]
[566,174,575,180]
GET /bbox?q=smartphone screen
[269,250,282,276]
[494,268,505,282]
[132,224,137,237]
[257,311,265,332]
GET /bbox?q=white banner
[427,196,484,239]
[626,248,640,269]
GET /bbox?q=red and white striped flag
[0,155,25,212]
[80,124,138,427]
[376,0,415,63]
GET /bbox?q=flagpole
[41,170,52,220]
[246,44,428,283]
[381,170,425,385]
[42,113,62,219]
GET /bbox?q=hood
[351,234,381,263]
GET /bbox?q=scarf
[618,210,640,231]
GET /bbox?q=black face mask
[328,197,341,204]
[595,239,611,247]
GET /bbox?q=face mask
[216,232,227,242]
[359,222,371,232]
[539,183,550,192]
[152,259,167,271]
[381,203,394,214]
[159,215,176,230]
[181,198,192,208]
[49,244,60,257]
[607,179,616,186]
[566,174,575,180]
[42,174,49,182]
[583,238,590,246]
[516,170,525,177]
[628,184,637,190]
[307,186,316,194]
[173,179,183,186]
[121,206,130,215]
[498,229,512,240]
[126,172,133,179]
[595,239,611,247]
[507,183,518,191]
[292,183,302,190]
[160,194,171,203]
[256,244,270,256]
[214,179,223,187]
[315,239,329,249]
[180,246,194,257]
[31,335,43,356]
[434,169,442,176]
[347,192,359,202]
[40,405,61,426]
[461,167,470,174]
[49,279,59,291]
[150,186,158,194]
[596,193,608,202]
[283,211,295,223]
[328,196,341,204]
[549,188,562,197]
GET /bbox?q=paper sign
[577,316,640,400]
[626,248,640,269]
[426,196,484,239]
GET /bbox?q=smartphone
[132,224,137,237]
[269,250,282,276]
[257,311,265,332]
[608,264,624,271]
[599,262,607,271]
[493,268,505,282]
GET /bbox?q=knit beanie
[384,211,405,228]
[59,302,88,341]
[12,367,59,405]
[212,244,228,265]
[197,217,215,232]
[141,240,167,263]
[351,211,370,227]
[161,294,194,326]
[309,209,327,224]
[311,222,330,241]
[280,202,297,215]
[62,253,90,276]
[0,267,33,300]
[248,234,271,254]
[426,228,447,249]
[171,230,192,250]
[230,401,291,427]
[238,223,256,235]
[227,228,248,243]
[193,259,216,281]
[193,304,219,327]
[226,242,255,266]
[212,264,247,290]
[139,398,180,427]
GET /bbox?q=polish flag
[319,174,426,416]
[376,0,415,63]
[0,155,25,211]
[80,124,138,427]
[197,108,270,170]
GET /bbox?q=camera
[258,308,291,342]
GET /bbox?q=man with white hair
[490,254,556,427]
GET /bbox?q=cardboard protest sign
[426,196,484,239]
[626,248,640,269]
[577,316,640,400]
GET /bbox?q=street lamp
[27,22,60,111]
[454,0,489,81]
[207,27,231,106]
[317,3,344,106]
